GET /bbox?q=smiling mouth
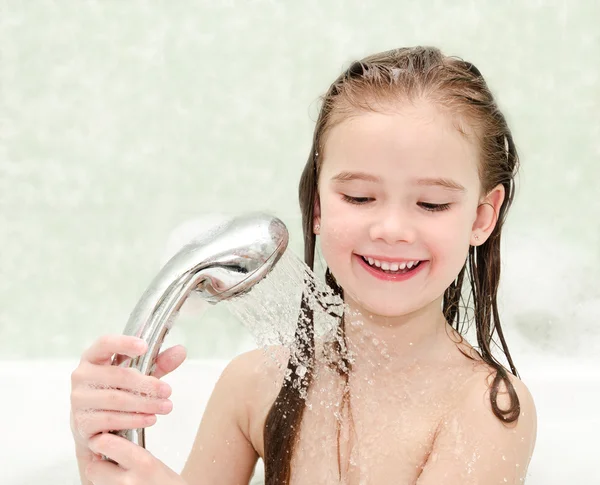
[359,255,425,275]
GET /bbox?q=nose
[369,206,416,245]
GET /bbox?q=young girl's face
[316,101,489,320]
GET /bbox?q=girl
[71,46,537,485]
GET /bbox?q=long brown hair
[264,46,521,485]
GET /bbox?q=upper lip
[357,254,426,263]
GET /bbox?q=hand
[70,334,187,454]
[85,432,187,485]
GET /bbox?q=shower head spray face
[189,214,289,303]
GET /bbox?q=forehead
[320,102,481,188]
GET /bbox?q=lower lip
[355,254,428,282]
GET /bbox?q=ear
[471,183,505,245]
[313,193,321,234]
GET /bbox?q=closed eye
[342,195,373,205]
[342,195,451,212]
[419,202,451,212]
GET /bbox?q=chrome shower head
[106,212,288,454]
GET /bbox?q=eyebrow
[416,177,466,193]
[330,171,467,193]
[331,171,382,183]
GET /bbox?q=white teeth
[363,256,421,271]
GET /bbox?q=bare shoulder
[224,345,291,456]
[417,364,538,483]
[224,345,290,392]
[449,335,537,439]
[462,364,537,435]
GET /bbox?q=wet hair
[264,46,521,485]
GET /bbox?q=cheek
[425,214,473,266]
[319,224,355,256]
[318,203,363,271]
[318,230,351,282]
[319,197,358,248]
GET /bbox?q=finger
[75,388,173,415]
[74,363,171,398]
[85,453,124,485]
[151,344,187,379]
[72,410,157,439]
[82,335,147,365]
[89,432,152,471]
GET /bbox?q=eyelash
[341,195,451,212]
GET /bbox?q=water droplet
[223,251,345,366]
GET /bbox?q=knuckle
[73,411,95,437]
[70,388,83,406]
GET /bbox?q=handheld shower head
[107,212,288,452]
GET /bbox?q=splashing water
[222,248,344,352]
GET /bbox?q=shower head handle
[104,212,288,454]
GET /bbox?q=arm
[417,371,537,485]
[180,351,263,485]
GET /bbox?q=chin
[344,292,423,319]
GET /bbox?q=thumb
[151,344,187,379]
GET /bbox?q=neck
[341,295,455,374]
